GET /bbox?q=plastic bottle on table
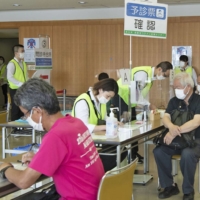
[106,108,119,138]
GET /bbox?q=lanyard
[86,91,102,120]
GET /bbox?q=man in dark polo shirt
[154,72,200,200]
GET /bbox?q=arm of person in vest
[192,67,197,87]
[133,70,155,111]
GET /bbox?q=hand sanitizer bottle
[106,108,119,138]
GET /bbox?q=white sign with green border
[124,0,168,39]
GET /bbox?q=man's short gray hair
[14,78,60,114]
[173,72,194,88]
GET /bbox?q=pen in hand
[17,159,25,166]
[21,143,38,166]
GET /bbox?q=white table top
[92,119,164,145]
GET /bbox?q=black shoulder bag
[17,184,60,200]
[155,102,196,150]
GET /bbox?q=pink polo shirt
[29,115,104,200]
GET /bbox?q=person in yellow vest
[0,56,8,108]
[112,61,173,163]
[72,78,118,133]
[174,55,197,86]
[72,78,127,171]
[7,44,28,121]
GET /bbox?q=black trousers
[1,84,8,104]
[153,139,200,194]
[9,88,24,121]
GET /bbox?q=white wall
[0,4,200,22]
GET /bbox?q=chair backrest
[97,158,138,200]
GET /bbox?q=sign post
[123,0,168,185]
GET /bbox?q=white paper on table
[91,134,107,140]
[12,163,27,171]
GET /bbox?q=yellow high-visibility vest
[8,59,28,89]
[0,64,7,82]
[174,66,193,76]
[117,66,153,107]
[72,92,107,125]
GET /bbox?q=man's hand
[22,152,35,165]
[118,121,124,126]
[168,124,181,137]
[0,162,13,171]
[164,132,176,145]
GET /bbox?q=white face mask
[197,85,200,93]
[0,60,3,65]
[26,110,44,131]
[179,61,185,69]
[19,52,25,59]
[175,85,188,100]
[97,96,109,104]
[156,74,165,80]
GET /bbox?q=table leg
[2,127,6,159]
[32,129,35,143]
[143,136,148,174]
[145,135,150,173]
[116,145,121,168]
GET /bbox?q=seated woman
[0,78,104,200]
[72,78,127,171]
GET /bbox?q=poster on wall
[172,46,192,67]
[35,48,52,69]
[124,0,168,39]
[24,38,39,63]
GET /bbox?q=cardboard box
[149,112,160,121]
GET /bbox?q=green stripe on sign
[124,30,166,37]
[35,66,52,69]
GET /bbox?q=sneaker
[158,183,180,199]
[137,157,143,164]
[131,153,143,164]
[183,191,194,200]
[136,153,144,160]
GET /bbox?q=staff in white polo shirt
[7,44,28,121]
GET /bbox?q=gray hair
[173,72,194,88]
[14,78,60,114]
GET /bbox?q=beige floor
[1,134,200,200]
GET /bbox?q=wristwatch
[0,166,13,179]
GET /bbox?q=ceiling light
[13,4,21,7]
[78,1,86,4]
